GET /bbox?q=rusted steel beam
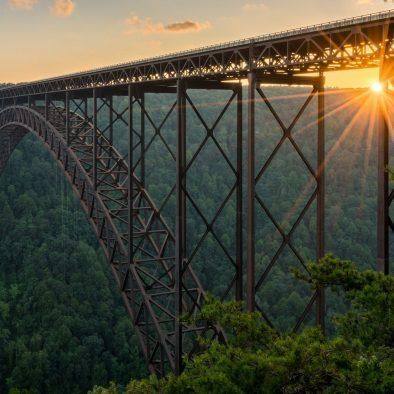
[93,88,98,190]
[377,62,391,274]
[175,78,187,375]
[256,74,322,86]
[236,84,243,302]
[185,80,240,90]
[316,75,326,331]
[65,92,70,145]
[247,71,256,312]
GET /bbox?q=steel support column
[140,90,146,187]
[316,75,326,330]
[377,62,390,273]
[246,72,256,312]
[65,92,70,145]
[84,97,88,121]
[109,95,114,145]
[236,85,243,302]
[44,93,49,121]
[44,94,49,141]
[175,79,187,375]
[128,84,134,280]
[247,71,256,312]
[93,88,98,190]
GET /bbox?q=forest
[0,86,392,393]
[91,256,393,393]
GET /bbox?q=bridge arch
[0,105,213,375]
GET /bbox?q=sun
[370,82,383,93]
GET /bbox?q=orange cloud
[8,0,39,10]
[124,15,211,35]
[51,0,75,17]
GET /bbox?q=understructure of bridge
[0,10,393,376]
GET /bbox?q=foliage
[92,256,393,393]
[0,138,146,394]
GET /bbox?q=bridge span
[0,10,393,376]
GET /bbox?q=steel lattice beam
[0,102,225,375]
[0,11,393,99]
[246,73,325,331]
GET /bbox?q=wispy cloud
[124,15,211,35]
[51,0,75,17]
[242,2,267,11]
[356,0,374,4]
[166,20,210,32]
[8,0,39,10]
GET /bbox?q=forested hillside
[0,86,391,393]
[0,140,146,392]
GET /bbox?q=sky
[0,0,392,86]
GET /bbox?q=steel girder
[0,11,393,99]
[0,102,224,376]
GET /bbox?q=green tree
[92,256,393,393]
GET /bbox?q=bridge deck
[0,10,393,99]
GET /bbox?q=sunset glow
[371,82,383,93]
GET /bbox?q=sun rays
[254,82,391,254]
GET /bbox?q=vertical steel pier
[246,73,326,329]
[247,72,256,312]
[316,76,326,331]
[175,79,187,375]
[377,51,392,274]
[174,78,244,373]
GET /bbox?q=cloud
[242,2,267,11]
[8,0,39,10]
[356,0,374,3]
[124,15,211,35]
[166,20,211,32]
[51,0,75,17]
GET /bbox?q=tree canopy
[92,256,394,394]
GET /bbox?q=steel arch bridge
[0,10,393,375]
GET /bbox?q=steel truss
[127,80,243,373]
[246,74,326,331]
[0,11,393,99]
[0,97,224,376]
[0,64,392,373]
